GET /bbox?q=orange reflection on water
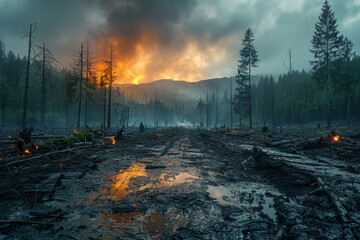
[109,164,147,200]
[139,172,198,191]
[143,210,183,238]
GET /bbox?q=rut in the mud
[1,128,359,239]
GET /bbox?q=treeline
[253,63,360,127]
[233,0,360,128]
[0,41,68,127]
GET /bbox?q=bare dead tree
[77,42,84,128]
[107,43,113,129]
[85,41,89,127]
[0,41,5,128]
[22,23,37,128]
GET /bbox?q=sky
[0,0,360,84]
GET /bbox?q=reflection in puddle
[99,210,183,238]
[207,185,237,206]
[143,211,183,238]
[99,212,144,238]
[263,195,276,222]
[140,172,199,191]
[101,212,143,225]
[107,163,147,200]
[207,184,277,222]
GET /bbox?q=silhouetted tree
[310,0,343,127]
[235,28,259,128]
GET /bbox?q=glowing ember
[231,130,237,134]
[109,136,116,145]
[331,135,342,142]
[156,133,163,138]
[24,149,31,154]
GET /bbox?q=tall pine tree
[235,28,259,128]
[310,0,343,127]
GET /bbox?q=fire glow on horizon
[94,36,228,85]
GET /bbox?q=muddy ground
[0,127,360,239]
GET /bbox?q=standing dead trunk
[107,44,113,129]
[77,42,84,128]
[40,43,46,127]
[1,42,5,128]
[346,95,350,122]
[230,77,233,128]
[85,41,89,127]
[22,23,35,128]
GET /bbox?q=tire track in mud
[5,129,356,239]
[82,131,284,239]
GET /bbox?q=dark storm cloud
[1,0,360,79]
[92,0,196,52]
[0,0,99,64]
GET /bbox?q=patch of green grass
[315,130,340,135]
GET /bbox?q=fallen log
[0,220,44,225]
[270,139,295,147]
[316,177,354,239]
[145,165,166,169]
[2,145,96,167]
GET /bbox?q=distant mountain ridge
[113,76,261,104]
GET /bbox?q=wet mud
[1,128,359,239]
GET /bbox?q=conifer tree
[235,28,259,128]
[310,0,343,127]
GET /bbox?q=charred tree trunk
[144,92,147,126]
[230,77,233,128]
[22,23,35,128]
[85,41,89,127]
[248,60,252,128]
[40,43,46,127]
[154,90,157,127]
[1,42,5,128]
[215,86,218,128]
[66,78,69,128]
[77,42,84,128]
[107,44,113,129]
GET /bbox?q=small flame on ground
[109,136,116,145]
[17,148,32,157]
[331,135,342,142]
[156,133,163,138]
[231,130,237,134]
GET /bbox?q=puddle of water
[207,184,277,222]
[262,195,276,222]
[99,210,183,238]
[207,185,237,206]
[106,163,147,200]
[142,211,183,238]
[139,172,199,191]
[99,211,144,238]
[101,212,143,225]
